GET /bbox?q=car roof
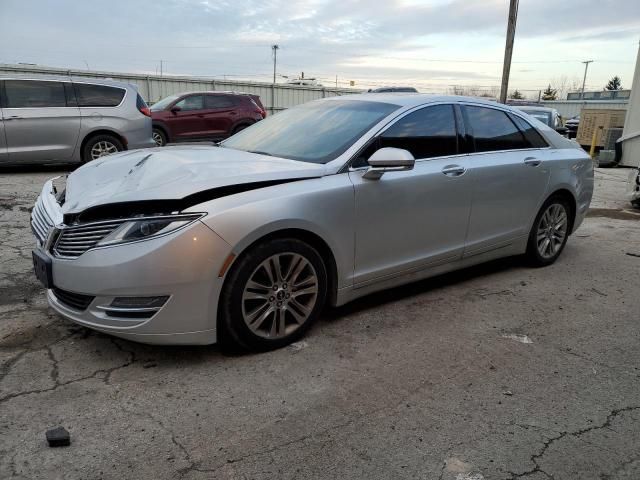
[172,90,255,97]
[323,93,505,108]
[0,75,134,89]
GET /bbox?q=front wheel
[526,197,572,267]
[219,238,327,352]
[152,128,167,147]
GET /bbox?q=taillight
[139,106,151,117]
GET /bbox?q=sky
[0,0,639,97]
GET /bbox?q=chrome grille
[31,195,56,245]
[53,220,125,258]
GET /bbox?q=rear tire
[218,238,327,352]
[82,134,123,162]
[152,128,167,147]
[526,196,572,267]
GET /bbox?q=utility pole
[272,45,279,84]
[271,45,279,116]
[581,60,593,99]
[336,75,338,88]
[499,0,519,104]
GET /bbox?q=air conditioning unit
[603,127,624,151]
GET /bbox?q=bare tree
[550,75,583,100]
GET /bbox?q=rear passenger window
[205,95,236,109]
[509,114,549,148]
[379,104,458,159]
[4,80,66,108]
[464,106,530,152]
[74,84,125,107]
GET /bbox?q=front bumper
[33,182,233,345]
[43,221,231,344]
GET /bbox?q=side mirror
[170,105,182,113]
[555,126,568,135]
[363,147,415,180]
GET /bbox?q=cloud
[0,0,638,90]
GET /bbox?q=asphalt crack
[0,336,138,404]
[507,406,640,479]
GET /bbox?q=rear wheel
[152,128,167,147]
[83,134,123,162]
[526,196,572,267]
[231,123,251,135]
[219,238,327,352]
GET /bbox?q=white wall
[621,44,640,167]
[541,100,628,119]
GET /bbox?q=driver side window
[380,104,458,159]
[352,104,458,168]
[174,95,204,111]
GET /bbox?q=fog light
[110,296,169,308]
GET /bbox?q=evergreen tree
[510,90,524,100]
[542,84,557,100]
[605,76,622,90]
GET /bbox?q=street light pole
[581,60,594,100]
[499,0,519,104]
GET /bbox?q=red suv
[150,91,266,146]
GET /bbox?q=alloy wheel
[241,253,319,339]
[536,203,568,259]
[90,141,119,160]
[152,131,164,146]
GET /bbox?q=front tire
[219,238,327,352]
[82,134,123,162]
[526,196,572,267]
[152,128,167,147]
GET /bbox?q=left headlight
[96,213,204,247]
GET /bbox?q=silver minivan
[0,76,155,164]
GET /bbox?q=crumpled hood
[63,146,327,214]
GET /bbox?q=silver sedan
[31,94,593,351]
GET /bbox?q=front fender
[187,174,356,289]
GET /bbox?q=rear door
[204,94,238,137]
[461,104,551,257]
[0,84,7,163]
[164,94,206,140]
[3,80,81,163]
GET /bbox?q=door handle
[524,157,541,166]
[441,165,466,176]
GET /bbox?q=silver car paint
[62,146,326,214]
[32,94,594,344]
[0,106,7,161]
[0,76,154,165]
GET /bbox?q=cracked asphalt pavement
[1,166,640,480]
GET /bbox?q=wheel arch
[544,188,578,233]
[220,227,339,315]
[231,119,255,134]
[152,122,169,141]
[80,129,128,161]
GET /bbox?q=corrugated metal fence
[0,64,360,114]
[541,100,628,119]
